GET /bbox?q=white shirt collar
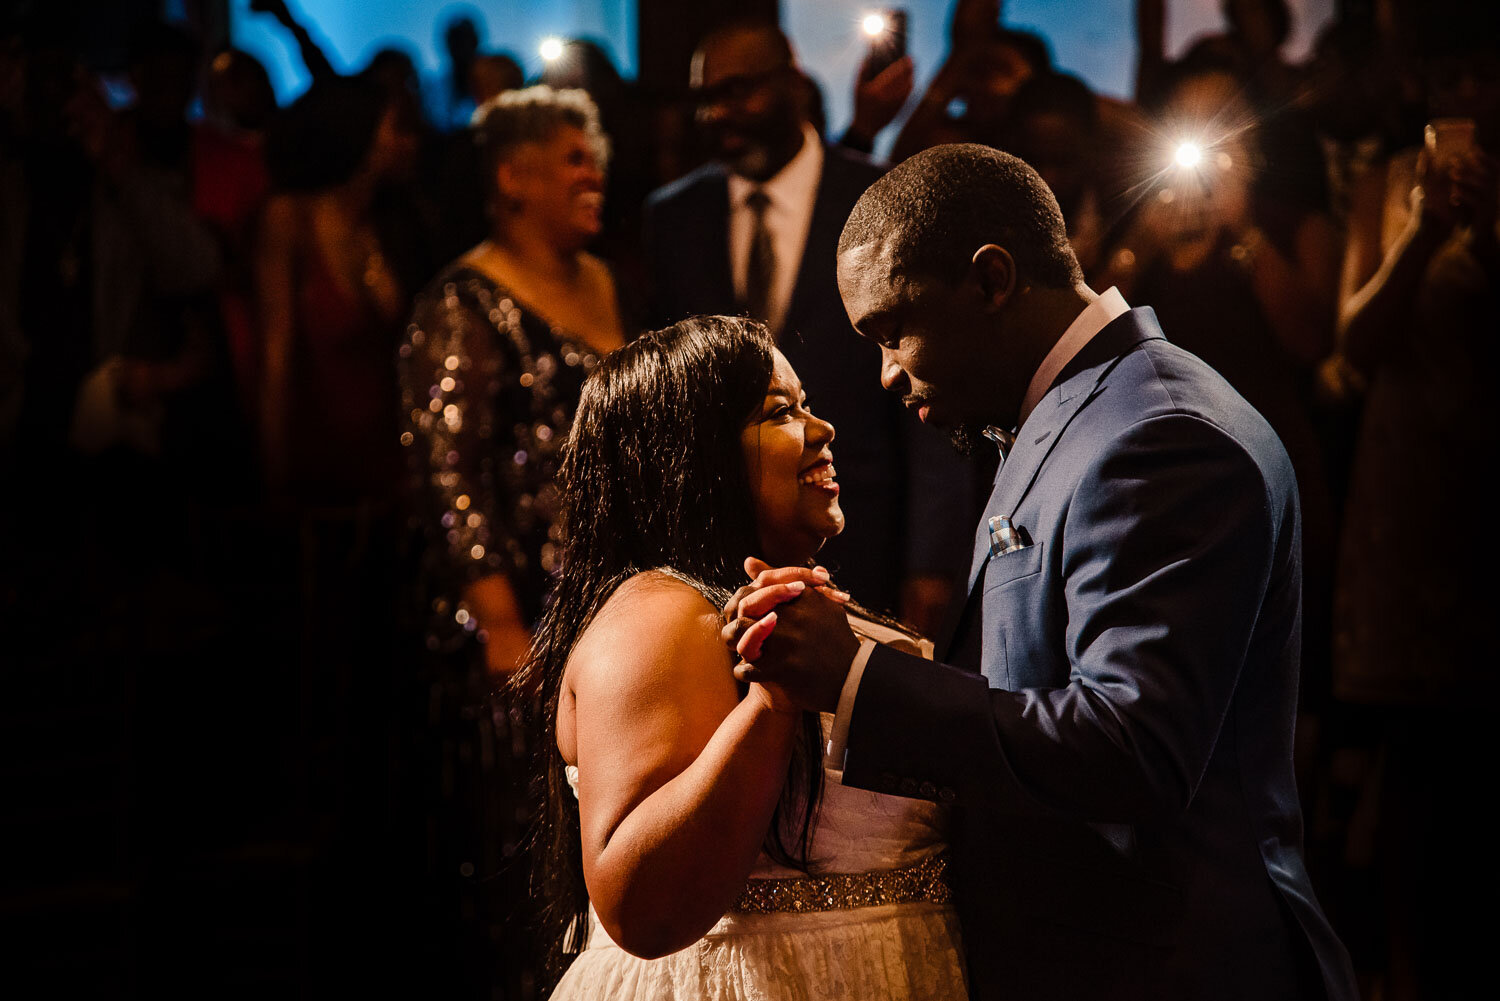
[1017,287,1129,428]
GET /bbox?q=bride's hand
[721,558,850,658]
[722,560,833,619]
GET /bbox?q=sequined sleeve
[400,280,517,646]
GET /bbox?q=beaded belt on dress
[731,853,951,914]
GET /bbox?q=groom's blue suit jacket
[842,308,1357,1001]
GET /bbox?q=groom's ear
[969,244,1017,311]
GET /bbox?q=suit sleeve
[842,413,1289,822]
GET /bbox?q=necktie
[743,188,775,327]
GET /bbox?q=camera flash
[862,14,887,37]
[539,37,565,62]
[1174,142,1203,169]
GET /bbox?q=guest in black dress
[401,85,627,670]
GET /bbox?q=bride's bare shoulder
[566,571,732,694]
[590,569,719,629]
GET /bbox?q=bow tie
[982,425,1017,463]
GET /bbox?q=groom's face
[837,240,1002,452]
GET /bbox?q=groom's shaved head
[838,143,1082,288]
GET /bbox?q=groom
[727,145,1357,1001]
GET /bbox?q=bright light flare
[539,36,566,62]
[862,13,888,36]
[1173,142,1203,169]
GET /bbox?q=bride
[514,315,968,999]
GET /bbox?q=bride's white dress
[550,623,968,1001]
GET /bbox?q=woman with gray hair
[401,85,627,673]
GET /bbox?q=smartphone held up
[861,9,908,81]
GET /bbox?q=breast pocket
[979,542,1045,687]
[982,541,1045,592]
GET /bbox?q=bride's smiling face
[740,350,844,566]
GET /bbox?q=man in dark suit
[643,21,972,623]
[728,145,1358,1000]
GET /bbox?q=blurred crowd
[2,0,1496,998]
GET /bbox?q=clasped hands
[720,558,862,714]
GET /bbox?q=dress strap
[730,853,952,914]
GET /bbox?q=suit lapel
[782,151,835,337]
[701,173,737,309]
[960,378,1100,594]
[945,310,1165,658]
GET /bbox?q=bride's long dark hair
[512,315,827,988]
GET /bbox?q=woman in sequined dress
[515,316,967,1000]
[398,85,626,999]
[402,85,625,671]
